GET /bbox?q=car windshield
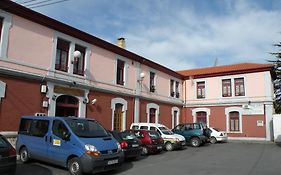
[119,131,137,140]
[0,136,8,148]
[213,128,220,132]
[159,126,174,135]
[148,131,161,139]
[66,118,109,138]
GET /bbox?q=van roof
[20,116,95,121]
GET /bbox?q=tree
[269,42,281,113]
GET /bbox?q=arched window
[55,95,79,117]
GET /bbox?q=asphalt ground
[15,142,281,175]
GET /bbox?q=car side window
[19,119,33,135]
[0,137,8,147]
[184,124,192,131]
[140,126,148,130]
[134,131,144,138]
[132,125,139,130]
[30,120,49,137]
[174,125,182,131]
[150,127,157,131]
[52,120,69,139]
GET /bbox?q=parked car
[16,116,124,175]
[129,129,164,155]
[110,130,142,160]
[130,123,186,151]
[209,128,228,144]
[0,134,17,175]
[172,123,211,147]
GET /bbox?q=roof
[0,0,183,79]
[177,63,273,79]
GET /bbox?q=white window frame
[0,10,12,59]
[146,103,159,123]
[111,97,128,131]
[171,107,180,128]
[149,71,157,93]
[225,107,243,133]
[192,108,210,127]
[114,56,128,87]
[0,80,6,102]
[51,32,91,78]
[219,75,247,99]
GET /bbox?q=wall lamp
[137,72,145,83]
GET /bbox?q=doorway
[55,95,79,117]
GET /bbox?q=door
[27,119,49,161]
[114,103,123,131]
[48,120,72,166]
[196,112,207,127]
[55,95,78,117]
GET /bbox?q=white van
[130,123,186,151]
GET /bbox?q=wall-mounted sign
[257,120,264,127]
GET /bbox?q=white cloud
[24,0,281,70]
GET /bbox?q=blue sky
[15,0,281,70]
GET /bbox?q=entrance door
[196,112,207,126]
[149,108,156,123]
[113,104,123,131]
[172,110,178,128]
[55,95,78,117]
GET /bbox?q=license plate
[107,159,118,165]
[132,144,139,147]
[157,146,162,149]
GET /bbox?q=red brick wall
[0,75,45,131]
[86,90,134,130]
[184,106,266,138]
[139,99,182,129]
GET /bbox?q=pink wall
[7,15,53,68]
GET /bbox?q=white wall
[273,114,281,142]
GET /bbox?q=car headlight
[85,144,101,157]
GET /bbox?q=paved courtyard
[15,142,281,175]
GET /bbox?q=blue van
[16,116,124,175]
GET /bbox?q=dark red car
[130,130,164,155]
[0,134,17,175]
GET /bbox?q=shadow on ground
[16,163,53,175]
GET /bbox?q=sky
[14,0,281,71]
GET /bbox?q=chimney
[117,37,126,49]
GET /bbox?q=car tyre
[141,146,148,155]
[190,137,200,147]
[68,157,83,175]
[165,142,173,151]
[210,137,217,144]
[20,147,30,163]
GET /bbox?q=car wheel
[190,138,200,147]
[68,157,83,175]
[20,147,30,163]
[165,142,173,151]
[141,146,148,155]
[210,137,217,144]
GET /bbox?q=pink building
[178,63,274,141]
[0,1,182,132]
[0,1,275,141]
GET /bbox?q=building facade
[178,64,274,141]
[0,1,275,141]
[0,1,183,132]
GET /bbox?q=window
[55,38,70,72]
[19,119,32,135]
[197,82,205,99]
[229,112,240,131]
[52,120,69,138]
[30,120,49,137]
[222,79,232,97]
[149,108,156,123]
[73,44,85,75]
[116,59,125,85]
[0,17,3,42]
[175,81,180,98]
[150,72,156,92]
[234,78,245,96]
[170,80,175,97]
